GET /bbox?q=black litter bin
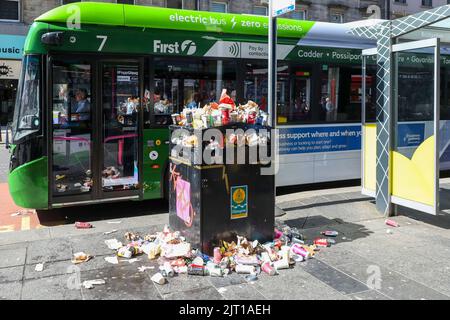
[169,123,275,255]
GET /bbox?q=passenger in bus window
[325,97,335,122]
[73,88,90,120]
[186,92,198,109]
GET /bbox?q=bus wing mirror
[41,32,65,46]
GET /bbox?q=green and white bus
[8,2,379,209]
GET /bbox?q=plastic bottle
[321,231,339,237]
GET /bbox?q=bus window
[321,66,370,123]
[244,61,290,115]
[13,55,41,142]
[279,68,311,124]
[153,58,237,125]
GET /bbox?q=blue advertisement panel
[0,35,26,59]
[279,126,362,155]
[397,123,425,148]
[278,123,427,155]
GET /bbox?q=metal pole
[269,0,285,217]
[385,0,391,20]
[268,0,277,128]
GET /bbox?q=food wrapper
[161,242,192,259]
[72,252,92,264]
[219,89,235,107]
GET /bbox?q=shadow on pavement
[36,199,169,227]
[281,215,373,244]
[283,196,373,212]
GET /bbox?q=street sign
[272,0,296,17]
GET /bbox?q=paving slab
[26,238,73,265]
[0,247,26,268]
[0,281,22,300]
[218,284,267,300]
[0,228,51,246]
[347,290,391,300]
[0,265,24,283]
[80,266,162,300]
[162,286,224,300]
[299,259,369,295]
[22,274,82,300]
[336,262,450,300]
[253,265,349,300]
[153,273,213,296]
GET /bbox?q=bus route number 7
[96,35,108,52]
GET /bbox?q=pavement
[1,186,450,300]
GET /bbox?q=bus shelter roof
[350,5,450,45]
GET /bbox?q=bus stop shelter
[352,5,450,217]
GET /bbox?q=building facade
[0,0,449,125]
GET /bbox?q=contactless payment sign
[231,186,248,220]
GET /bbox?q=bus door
[50,58,96,205]
[49,57,143,206]
[99,61,143,200]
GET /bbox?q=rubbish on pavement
[35,263,44,272]
[127,258,140,264]
[235,264,256,274]
[161,242,191,259]
[245,274,258,282]
[11,210,35,217]
[107,221,122,224]
[261,261,277,276]
[291,244,311,259]
[72,252,92,264]
[103,230,118,235]
[213,247,222,264]
[314,238,331,248]
[160,262,175,277]
[105,239,123,250]
[187,265,209,276]
[125,232,142,242]
[274,228,283,240]
[385,219,400,228]
[292,237,305,245]
[206,261,224,277]
[138,266,155,272]
[386,229,394,235]
[83,279,106,289]
[75,222,93,229]
[93,223,332,283]
[105,256,119,265]
[151,273,166,285]
[321,231,339,237]
[218,287,228,294]
[117,246,138,259]
[192,256,205,267]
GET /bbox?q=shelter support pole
[375,25,394,217]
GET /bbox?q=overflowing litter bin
[169,123,275,256]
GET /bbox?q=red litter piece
[75,222,93,229]
[385,219,400,228]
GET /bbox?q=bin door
[361,48,378,198]
[391,38,440,215]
